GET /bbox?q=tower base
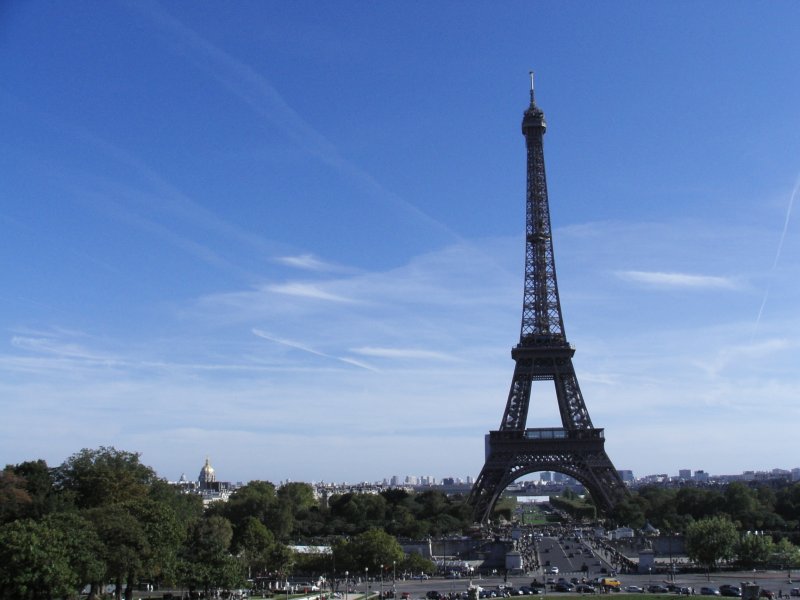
[468,428,628,523]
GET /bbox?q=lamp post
[365,568,369,600]
[345,572,349,600]
[380,565,384,600]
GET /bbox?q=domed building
[196,457,233,505]
[170,457,237,505]
[199,456,217,488]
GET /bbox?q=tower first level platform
[470,428,628,521]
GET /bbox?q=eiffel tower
[468,75,628,523]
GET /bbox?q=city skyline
[2,3,799,483]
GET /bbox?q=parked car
[545,566,559,574]
[625,586,644,593]
[426,592,441,600]
[647,585,669,594]
[759,591,774,599]
[575,585,596,594]
[554,583,575,593]
[700,588,720,596]
[789,590,800,598]
[719,586,741,598]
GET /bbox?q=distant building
[618,470,635,483]
[540,472,552,482]
[678,469,692,480]
[693,470,709,483]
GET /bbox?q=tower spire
[529,71,535,105]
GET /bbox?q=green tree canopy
[686,516,738,572]
[0,518,77,600]
[54,447,156,509]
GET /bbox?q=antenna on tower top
[529,71,536,104]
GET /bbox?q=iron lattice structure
[468,78,628,522]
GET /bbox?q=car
[759,591,774,600]
[600,579,621,590]
[545,566,559,574]
[719,586,741,598]
[426,592,441,600]
[647,585,669,594]
[554,583,575,593]
[401,593,411,599]
[700,589,720,596]
[625,586,644,594]
[575,585,596,594]
[790,590,800,598]
[530,581,546,590]
[678,588,692,595]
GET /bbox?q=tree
[685,516,738,574]
[0,470,32,525]
[44,512,105,597]
[54,447,156,509]
[333,529,404,572]
[401,553,436,577]
[87,504,149,600]
[123,498,183,598]
[182,515,243,595]
[0,518,77,600]
[736,533,773,568]
[236,517,275,578]
[773,538,800,579]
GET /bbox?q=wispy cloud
[11,335,118,363]
[615,270,739,290]
[693,337,792,378]
[350,346,458,362]
[753,175,799,337]
[267,282,356,303]
[252,328,376,371]
[275,254,348,273]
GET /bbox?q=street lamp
[365,568,369,599]
[345,572,349,600]
[380,565,384,600]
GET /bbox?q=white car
[545,566,559,574]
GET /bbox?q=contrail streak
[753,176,799,338]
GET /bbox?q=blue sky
[1,1,799,485]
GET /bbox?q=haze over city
[2,2,799,483]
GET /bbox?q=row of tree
[684,515,800,573]
[611,482,800,539]
[0,448,450,600]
